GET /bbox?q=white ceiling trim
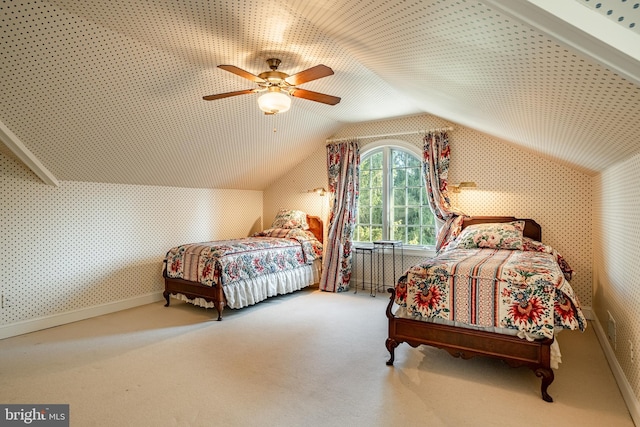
[0,121,59,187]
[483,0,640,87]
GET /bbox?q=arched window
[355,141,436,248]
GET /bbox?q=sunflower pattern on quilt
[394,248,586,339]
[165,229,322,287]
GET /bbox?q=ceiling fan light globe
[258,91,291,114]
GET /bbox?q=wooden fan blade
[284,64,334,86]
[202,89,256,101]
[218,65,266,83]
[290,88,341,105]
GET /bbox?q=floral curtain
[320,140,360,292]
[422,131,465,251]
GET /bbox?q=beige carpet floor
[0,287,634,427]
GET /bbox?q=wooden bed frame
[163,214,323,321]
[385,216,557,402]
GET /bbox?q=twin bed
[163,211,585,402]
[163,210,323,320]
[385,216,586,402]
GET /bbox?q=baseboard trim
[592,314,640,425]
[0,292,164,340]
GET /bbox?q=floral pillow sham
[447,220,525,251]
[270,209,309,230]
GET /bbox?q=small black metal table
[353,246,374,296]
[372,240,404,296]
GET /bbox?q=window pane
[371,207,383,225]
[358,225,371,242]
[421,206,435,225]
[407,188,421,205]
[360,189,370,205]
[393,188,405,205]
[407,207,419,225]
[422,226,436,245]
[407,227,420,245]
[359,207,370,224]
[407,167,421,187]
[360,170,370,188]
[370,152,383,169]
[371,226,383,241]
[392,169,406,187]
[371,169,383,188]
[361,156,371,170]
[407,155,421,168]
[371,188,382,207]
[392,150,406,168]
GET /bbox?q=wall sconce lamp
[450,181,477,193]
[308,187,327,196]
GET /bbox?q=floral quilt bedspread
[165,228,322,287]
[394,247,587,339]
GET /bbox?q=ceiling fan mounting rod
[258,59,289,86]
[266,58,281,70]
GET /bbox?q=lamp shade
[258,91,291,114]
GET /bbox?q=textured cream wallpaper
[0,153,263,325]
[449,126,593,308]
[265,114,593,309]
[263,147,329,227]
[594,152,640,401]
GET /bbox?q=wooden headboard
[461,216,541,241]
[306,214,324,243]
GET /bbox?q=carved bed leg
[535,367,555,402]
[163,291,171,307]
[386,338,398,365]
[386,287,396,320]
[214,301,224,321]
[386,287,398,365]
[214,285,225,321]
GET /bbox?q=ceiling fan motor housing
[258,70,289,86]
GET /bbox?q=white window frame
[355,139,437,257]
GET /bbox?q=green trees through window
[356,146,436,246]
[357,150,383,242]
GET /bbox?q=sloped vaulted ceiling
[1,0,640,190]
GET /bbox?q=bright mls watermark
[0,405,68,426]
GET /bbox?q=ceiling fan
[203,58,341,114]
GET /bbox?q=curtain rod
[325,127,454,144]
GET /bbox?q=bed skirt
[171,259,321,310]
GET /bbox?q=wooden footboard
[385,288,555,402]
[163,270,226,321]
